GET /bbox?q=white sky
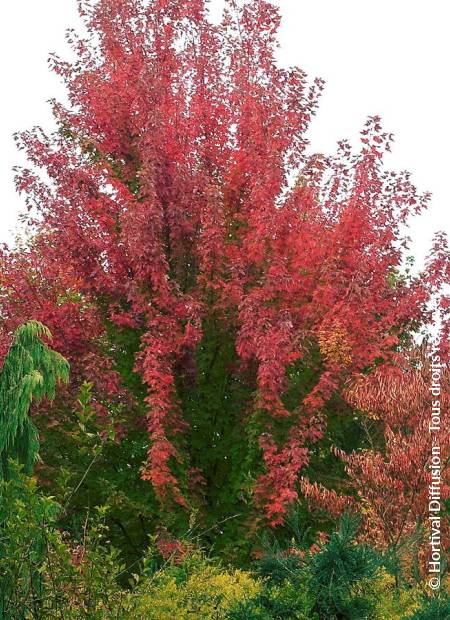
[1,0,449,270]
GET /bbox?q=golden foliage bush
[129,553,261,620]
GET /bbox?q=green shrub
[306,515,381,619]
[406,595,450,620]
[0,465,60,619]
[129,552,260,619]
[227,581,316,619]
[0,467,128,619]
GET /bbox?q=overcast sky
[2,0,449,270]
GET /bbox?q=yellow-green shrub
[129,553,261,620]
[370,570,422,620]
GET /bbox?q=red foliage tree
[340,346,449,574]
[1,0,448,527]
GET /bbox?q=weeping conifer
[0,321,69,480]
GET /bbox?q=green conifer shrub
[0,321,69,480]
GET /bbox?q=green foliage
[0,321,69,480]
[406,595,450,620]
[232,514,404,620]
[103,320,146,401]
[42,506,128,619]
[0,484,443,620]
[255,552,303,587]
[367,569,420,619]
[0,476,260,620]
[36,381,159,576]
[307,514,381,619]
[0,467,128,619]
[227,514,435,620]
[178,317,256,559]
[0,464,60,618]
[227,581,315,619]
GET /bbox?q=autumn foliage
[0,0,449,550]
